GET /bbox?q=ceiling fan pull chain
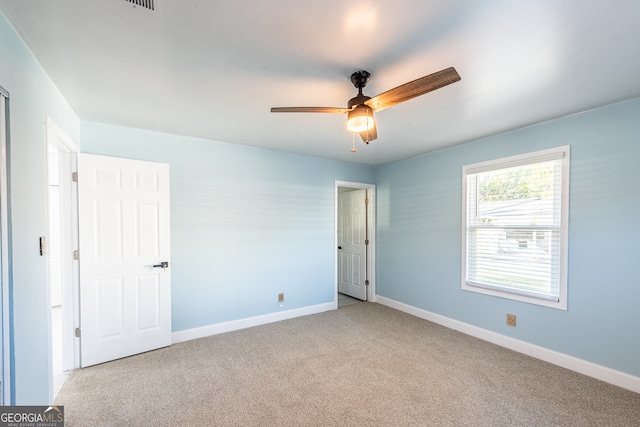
[351,132,357,153]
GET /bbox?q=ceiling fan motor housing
[348,94,371,109]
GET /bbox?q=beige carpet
[55,303,640,426]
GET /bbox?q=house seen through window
[461,146,570,309]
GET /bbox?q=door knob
[153,261,169,271]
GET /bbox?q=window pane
[467,227,560,300]
[474,160,559,227]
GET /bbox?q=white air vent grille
[125,0,156,11]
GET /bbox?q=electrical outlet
[506,313,516,327]
[278,293,284,303]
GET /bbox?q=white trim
[69,153,80,369]
[45,116,79,153]
[335,181,376,303]
[462,145,567,175]
[376,296,640,394]
[0,91,11,404]
[172,302,335,344]
[44,116,80,403]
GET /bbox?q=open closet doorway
[335,181,375,307]
[45,117,79,400]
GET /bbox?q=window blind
[464,152,565,302]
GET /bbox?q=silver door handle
[153,261,169,271]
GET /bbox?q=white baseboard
[376,296,640,394]
[172,302,336,344]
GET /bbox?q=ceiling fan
[271,67,461,145]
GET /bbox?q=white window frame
[461,146,570,310]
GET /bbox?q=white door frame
[44,116,80,400]
[1,86,11,404]
[335,181,376,304]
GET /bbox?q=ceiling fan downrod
[348,70,372,108]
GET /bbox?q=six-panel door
[78,153,171,367]
[338,189,367,301]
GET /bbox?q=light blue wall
[80,123,375,331]
[375,97,640,377]
[0,12,80,404]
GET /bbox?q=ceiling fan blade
[365,67,461,112]
[359,123,377,143]
[270,107,349,114]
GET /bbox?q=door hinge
[364,198,369,205]
[365,239,369,245]
[75,327,81,338]
[71,172,78,182]
[39,236,47,256]
[365,280,370,286]
[73,250,79,260]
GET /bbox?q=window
[461,146,570,309]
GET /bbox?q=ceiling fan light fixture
[346,105,375,133]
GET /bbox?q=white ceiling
[2,0,639,165]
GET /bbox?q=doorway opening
[335,181,375,307]
[45,117,79,400]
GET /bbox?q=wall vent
[124,0,156,12]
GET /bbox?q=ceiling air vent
[124,0,156,12]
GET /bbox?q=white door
[78,154,171,367]
[338,189,367,300]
